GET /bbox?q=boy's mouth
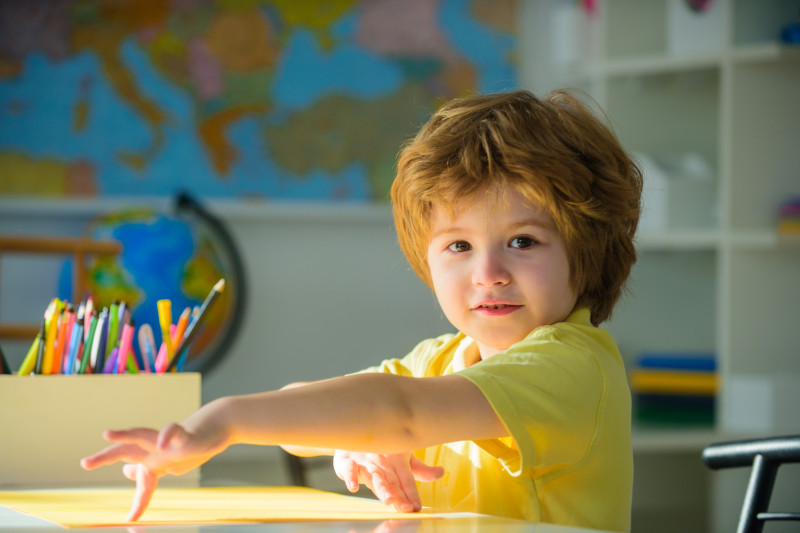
[472,302,522,315]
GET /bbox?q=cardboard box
[0,373,201,488]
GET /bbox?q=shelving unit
[521,1,799,532]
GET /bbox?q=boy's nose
[471,250,511,286]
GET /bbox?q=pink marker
[83,297,94,342]
[155,342,168,374]
[116,319,135,374]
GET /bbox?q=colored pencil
[51,306,71,374]
[138,323,156,373]
[41,308,62,375]
[78,312,98,374]
[106,301,120,359]
[117,319,136,374]
[0,343,10,374]
[64,311,85,375]
[17,323,43,376]
[166,279,225,372]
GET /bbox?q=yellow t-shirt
[362,308,633,532]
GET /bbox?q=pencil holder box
[0,373,201,488]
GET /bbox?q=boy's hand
[80,422,227,522]
[333,451,444,513]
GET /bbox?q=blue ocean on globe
[58,213,214,346]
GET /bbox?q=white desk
[0,501,609,533]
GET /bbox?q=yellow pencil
[41,308,63,375]
[17,327,43,376]
[19,299,61,376]
[157,299,174,366]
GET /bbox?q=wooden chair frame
[0,235,121,339]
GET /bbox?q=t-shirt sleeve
[457,336,605,477]
[357,334,458,377]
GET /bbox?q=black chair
[702,435,800,533]
[283,450,308,487]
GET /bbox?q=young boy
[82,89,642,532]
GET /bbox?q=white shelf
[0,197,394,224]
[636,230,720,251]
[732,42,800,64]
[523,2,800,531]
[635,229,800,251]
[596,43,799,78]
[726,229,780,249]
[595,53,722,77]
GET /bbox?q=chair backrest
[702,435,800,533]
[0,236,121,340]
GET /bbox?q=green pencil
[0,342,10,374]
[78,312,98,374]
[106,301,119,358]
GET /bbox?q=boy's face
[426,186,577,359]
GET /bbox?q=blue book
[636,353,716,372]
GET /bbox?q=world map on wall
[0,0,517,202]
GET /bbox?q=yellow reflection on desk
[0,486,435,528]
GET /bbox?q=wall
[200,205,451,399]
[0,200,451,403]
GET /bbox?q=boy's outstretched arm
[229,372,506,451]
[81,372,507,521]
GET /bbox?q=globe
[58,195,245,374]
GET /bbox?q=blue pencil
[64,310,84,375]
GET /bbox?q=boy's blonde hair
[391,90,642,325]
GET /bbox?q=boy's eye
[510,236,535,249]
[448,241,471,253]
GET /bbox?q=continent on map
[357,0,475,97]
[0,0,517,201]
[0,153,96,196]
[204,10,278,73]
[265,84,433,199]
[71,0,173,170]
[266,0,357,48]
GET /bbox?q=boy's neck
[464,341,484,367]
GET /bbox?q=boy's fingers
[409,455,445,482]
[103,428,159,450]
[126,464,158,522]
[80,451,112,471]
[370,473,396,505]
[393,462,422,511]
[122,463,138,481]
[81,443,149,470]
[371,473,416,513]
[333,458,360,493]
[157,423,187,451]
[346,466,361,493]
[362,456,420,513]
